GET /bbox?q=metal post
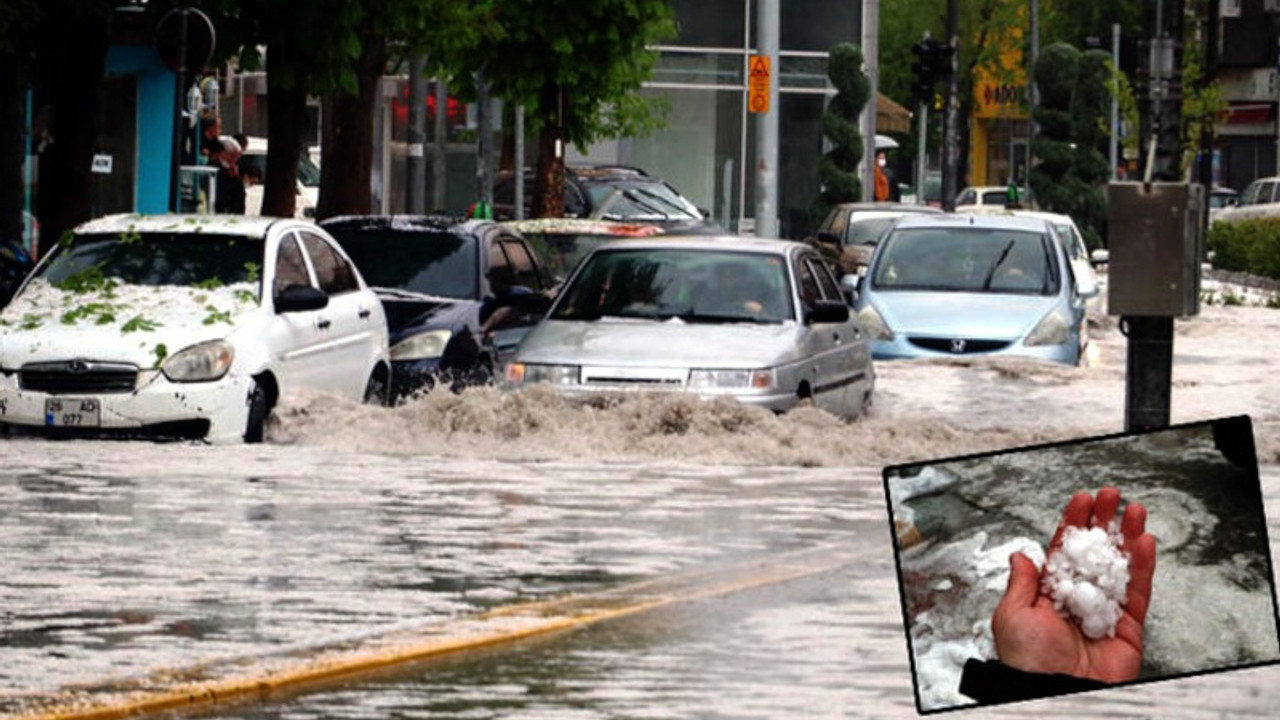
[861,0,879,204]
[941,0,959,210]
[754,0,779,237]
[169,8,189,213]
[475,71,492,207]
[916,103,928,205]
[514,105,525,220]
[407,56,427,214]
[1111,23,1121,180]
[432,79,447,213]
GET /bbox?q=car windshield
[587,183,700,221]
[328,228,478,300]
[552,248,792,324]
[872,227,1058,295]
[38,232,263,291]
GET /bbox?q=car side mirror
[806,298,850,324]
[840,273,861,303]
[275,283,328,313]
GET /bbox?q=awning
[877,92,913,134]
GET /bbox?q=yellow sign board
[748,55,771,114]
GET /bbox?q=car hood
[0,279,259,367]
[870,291,1060,339]
[377,291,479,338]
[516,318,806,368]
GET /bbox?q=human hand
[991,486,1157,683]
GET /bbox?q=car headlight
[505,363,579,385]
[856,305,894,341]
[1025,309,1071,346]
[688,369,775,390]
[391,329,452,361]
[161,340,235,382]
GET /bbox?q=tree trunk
[263,50,307,219]
[316,34,385,221]
[532,85,565,219]
[0,51,26,250]
[34,10,109,251]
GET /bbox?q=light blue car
[849,213,1096,366]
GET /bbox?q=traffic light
[911,38,953,106]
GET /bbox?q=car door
[296,229,384,400]
[795,251,871,415]
[265,230,335,395]
[484,234,551,368]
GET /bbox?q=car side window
[487,240,514,294]
[300,231,359,295]
[821,207,848,241]
[274,234,311,297]
[500,239,543,291]
[565,183,587,218]
[795,257,822,308]
[806,255,842,301]
[956,189,975,205]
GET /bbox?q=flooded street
[2,289,1280,719]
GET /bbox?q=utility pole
[862,0,880,204]
[754,0,779,237]
[941,0,960,211]
[432,80,448,213]
[406,57,427,214]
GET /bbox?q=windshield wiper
[629,187,697,219]
[618,189,672,219]
[981,240,1017,291]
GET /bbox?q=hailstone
[1041,522,1130,639]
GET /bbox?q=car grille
[20,361,139,394]
[908,337,1011,354]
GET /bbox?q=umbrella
[875,134,899,150]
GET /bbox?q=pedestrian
[214,137,246,214]
[875,150,900,203]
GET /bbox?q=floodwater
[2,281,1280,719]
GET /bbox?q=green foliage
[446,0,678,151]
[1029,42,1107,249]
[153,343,169,368]
[52,266,118,297]
[1208,218,1280,280]
[811,43,869,226]
[121,315,162,333]
[203,306,234,325]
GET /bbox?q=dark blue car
[321,215,555,403]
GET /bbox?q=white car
[962,207,1099,298]
[240,136,321,219]
[0,214,390,443]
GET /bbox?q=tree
[811,42,870,226]
[445,0,677,218]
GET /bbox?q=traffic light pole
[916,102,928,205]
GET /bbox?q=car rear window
[328,228,479,300]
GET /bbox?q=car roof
[578,234,810,255]
[965,206,1077,226]
[830,202,944,214]
[74,213,286,238]
[890,212,1052,233]
[321,214,469,232]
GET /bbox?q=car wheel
[244,381,269,444]
[363,368,390,407]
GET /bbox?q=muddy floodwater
[2,292,1280,719]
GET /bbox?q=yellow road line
[5,547,853,720]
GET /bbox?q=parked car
[500,217,665,283]
[954,185,1032,211]
[0,214,391,443]
[321,215,557,402]
[1208,186,1239,222]
[504,236,875,419]
[1210,181,1271,225]
[805,202,945,276]
[493,164,722,234]
[963,207,1099,298]
[851,213,1095,365]
[240,136,321,219]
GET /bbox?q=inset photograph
[884,415,1280,713]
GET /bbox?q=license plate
[44,398,101,427]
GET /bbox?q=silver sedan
[504,236,875,419]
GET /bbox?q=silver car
[504,236,875,419]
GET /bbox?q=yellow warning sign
[748,54,771,114]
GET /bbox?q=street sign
[748,55,770,114]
